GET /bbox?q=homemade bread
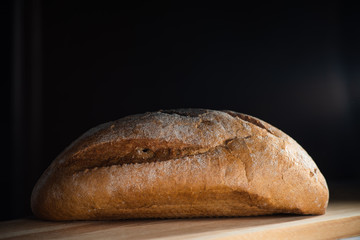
[31,109,329,220]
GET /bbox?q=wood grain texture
[0,201,359,240]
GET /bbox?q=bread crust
[31,109,329,220]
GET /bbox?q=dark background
[2,0,360,220]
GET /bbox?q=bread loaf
[31,109,329,220]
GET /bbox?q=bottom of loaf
[79,205,303,220]
[47,191,307,221]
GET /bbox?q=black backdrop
[3,0,360,220]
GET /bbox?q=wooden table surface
[1,201,359,240]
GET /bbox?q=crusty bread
[31,109,329,220]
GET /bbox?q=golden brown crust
[31,109,329,220]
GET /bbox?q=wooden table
[1,201,359,240]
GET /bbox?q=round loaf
[31,109,329,220]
